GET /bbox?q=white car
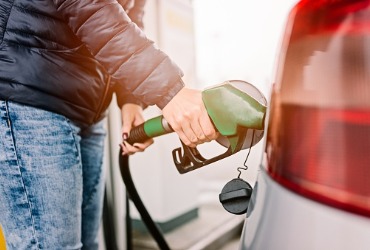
[240,0,370,249]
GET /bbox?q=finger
[179,122,198,147]
[124,136,154,153]
[168,121,194,147]
[190,119,208,143]
[133,137,154,149]
[121,116,133,136]
[120,143,129,155]
[199,114,218,141]
[121,141,141,155]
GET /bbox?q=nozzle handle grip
[126,123,150,144]
[125,115,173,145]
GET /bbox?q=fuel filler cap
[219,178,253,215]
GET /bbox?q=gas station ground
[132,201,243,250]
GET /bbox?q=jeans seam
[82,173,101,211]
[64,119,82,163]
[81,126,105,212]
[5,101,40,249]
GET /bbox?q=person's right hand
[162,87,219,148]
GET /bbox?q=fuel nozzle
[125,80,267,174]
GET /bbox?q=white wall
[192,0,298,201]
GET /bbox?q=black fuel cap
[219,178,253,215]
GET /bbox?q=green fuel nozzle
[125,80,267,174]
[125,115,172,145]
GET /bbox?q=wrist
[157,78,185,109]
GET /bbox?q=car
[240,0,370,249]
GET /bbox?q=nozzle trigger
[172,140,234,174]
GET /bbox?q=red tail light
[266,0,370,217]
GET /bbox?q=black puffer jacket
[0,0,184,125]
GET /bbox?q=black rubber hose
[119,151,171,250]
[126,193,132,250]
[103,186,119,250]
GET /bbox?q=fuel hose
[125,115,173,145]
[119,151,171,250]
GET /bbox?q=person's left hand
[120,103,154,155]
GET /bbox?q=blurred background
[102,0,297,249]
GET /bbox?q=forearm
[53,0,183,108]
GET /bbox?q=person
[0,0,218,249]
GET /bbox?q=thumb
[121,111,134,139]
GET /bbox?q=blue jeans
[0,101,106,250]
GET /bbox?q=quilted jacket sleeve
[127,0,146,29]
[53,0,184,109]
[118,0,147,29]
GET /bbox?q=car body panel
[240,162,370,250]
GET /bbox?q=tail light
[266,0,370,217]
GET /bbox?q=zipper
[93,74,111,123]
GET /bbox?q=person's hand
[120,103,154,155]
[162,87,218,148]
